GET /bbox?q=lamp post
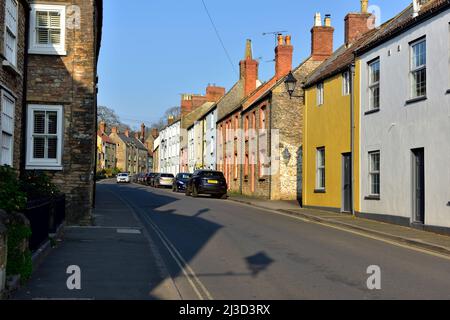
[284,71,298,99]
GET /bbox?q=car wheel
[192,185,199,198]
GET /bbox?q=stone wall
[0,0,28,169]
[0,211,7,298]
[26,0,101,224]
[271,58,322,201]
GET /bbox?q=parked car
[185,170,227,199]
[173,173,193,192]
[148,173,160,187]
[154,173,175,188]
[145,173,156,185]
[116,173,131,184]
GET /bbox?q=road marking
[116,229,142,234]
[111,190,211,300]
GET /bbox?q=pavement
[13,182,181,300]
[11,180,450,299]
[228,195,450,258]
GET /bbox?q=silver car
[155,173,174,188]
[116,173,131,183]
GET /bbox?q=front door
[412,148,425,224]
[342,153,352,213]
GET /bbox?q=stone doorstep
[228,198,450,258]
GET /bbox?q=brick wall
[0,0,27,170]
[26,0,101,224]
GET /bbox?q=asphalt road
[102,181,450,300]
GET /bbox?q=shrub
[20,171,60,201]
[0,166,27,214]
[6,222,33,282]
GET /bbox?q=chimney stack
[99,121,106,134]
[240,39,259,96]
[124,129,130,137]
[111,127,118,134]
[275,35,293,79]
[206,85,226,102]
[140,123,146,142]
[151,128,159,138]
[135,132,140,140]
[344,1,375,45]
[168,116,175,126]
[311,13,334,61]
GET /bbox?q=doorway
[342,153,352,213]
[412,148,425,224]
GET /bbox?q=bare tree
[98,106,129,132]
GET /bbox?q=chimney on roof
[168,116,175,126]
[240,39,259,96]
[275,35,293,79]
[124,129,130,137]
[111,127,118,134]
[151,128,159,138]
[344,0,376,45]
[311,13,334,61]
[135,132,140,140]
[99,121,106,134]
[140,123,146,142]
[206,85,226,102]
[413,0,428,17]
[181,94,193,116]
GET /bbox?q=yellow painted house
[303,3,376,213]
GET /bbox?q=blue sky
[98,0,412,129]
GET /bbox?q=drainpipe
[350,62,356,217]
[268,94,273,200]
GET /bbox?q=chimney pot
[112,127,118,134]
[324,14,332,27]
[314,12,322,27]
[361,0,369,13]
[125,129,130,137]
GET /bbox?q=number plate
[208,180,219,184]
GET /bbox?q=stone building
[144,127,158,172]
[239,29,330,201]
[109,127,148,175]
[97,122,116,170]
[0,0,28,169]
[25,0,102,223]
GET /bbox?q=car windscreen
[199,171,224,178]
[118,174,128,177]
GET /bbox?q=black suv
[185,170,227,199]
[173,173,193,192]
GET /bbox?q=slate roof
[305,0,449,87]
[117,133,148,151]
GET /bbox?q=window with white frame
[1,92,15,166]
[368,58,380,111]
[316,147,325,190]
[29,4,66,55]
[342,71,350,96]
[26,105,63,169]
[317,82,324,106]
[4,0,18,66]
[410,38,426,98]
[369,151,380,196]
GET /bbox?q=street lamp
[284,71,298,98]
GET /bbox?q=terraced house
[217,39,260,192]
[0,0,28,169]
[238,18,333,201]
[356,0,450,233]
[303,1,376,213]
[25,0,102,223]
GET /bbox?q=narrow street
[67,182,450,299]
